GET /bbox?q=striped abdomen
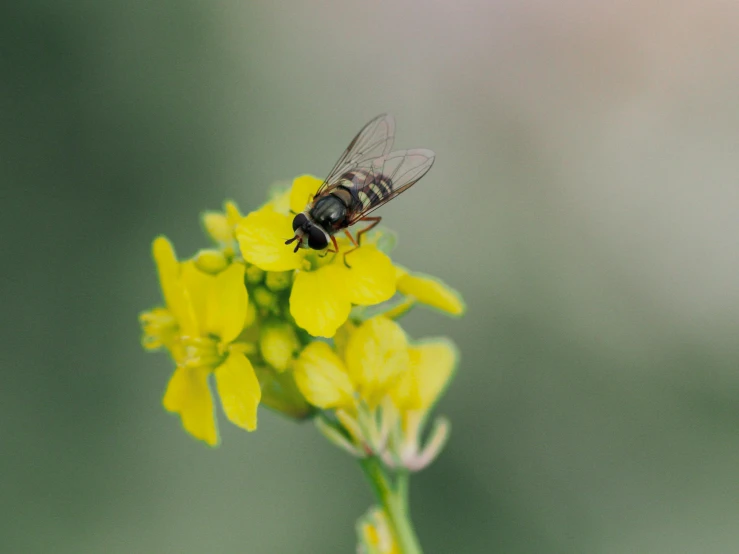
[336,169,394,212]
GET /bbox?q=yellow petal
[153,237,183,312]
[390,365,417,411]
[236,208,303,271]
[333,320,358,361]
[163,366,218,446]
[214,352,261,431]
[204,263,248,343]
[179,261,214,336]
[397,272,465,316]
[289,174,324,214]
[342,246,396,306]
[345,317,409,406]
[224,200,242,227]
[202,212,232,243]
[290,264,352,338]
[391,339,458,411]
[293,342,355,409]
[409,339,458,411]
[259,320,300,372]
[152,237,199,334]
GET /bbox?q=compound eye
[292,213,309,232]
[308,226,328,250]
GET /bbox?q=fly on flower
[286,114,435,253]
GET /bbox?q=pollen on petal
[293,342,355,409]
[163,366,219,446]
[290,264,352,338]
[236,208,303,272]
[289,174,324,214]
[342,246,396,306]
[215,352,261,432]
[397,272,465,316]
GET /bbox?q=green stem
[360,457,423,554]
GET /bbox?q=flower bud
[245,264,265,285]
[259,320,300,372]
[202,212,231,244]
[243,301,258,329]
[193,248,228,274]
[252,286,278,311]
[265,270,293,291]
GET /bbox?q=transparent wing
[347,148,435,224]
[315,114,396,196]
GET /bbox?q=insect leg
[343,229,358,247]
[319,235,340,257]
[342,218,381,268]
[355,216,381,245]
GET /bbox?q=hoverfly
[286,114,435,253]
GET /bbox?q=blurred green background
[3,2,739,553]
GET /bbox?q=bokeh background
[3,1,739,552]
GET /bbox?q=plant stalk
[360,457,422,554]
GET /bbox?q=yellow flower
[236,175,396,337]
[293,317,409,410]
[294,312,457,468]
[395,266,465,317]
[142,236,261,446]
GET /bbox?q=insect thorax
[309,194,348,231]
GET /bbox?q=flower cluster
[300,317,457,471]
[140,174,464,457]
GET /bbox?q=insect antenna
[284,235,302,252]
